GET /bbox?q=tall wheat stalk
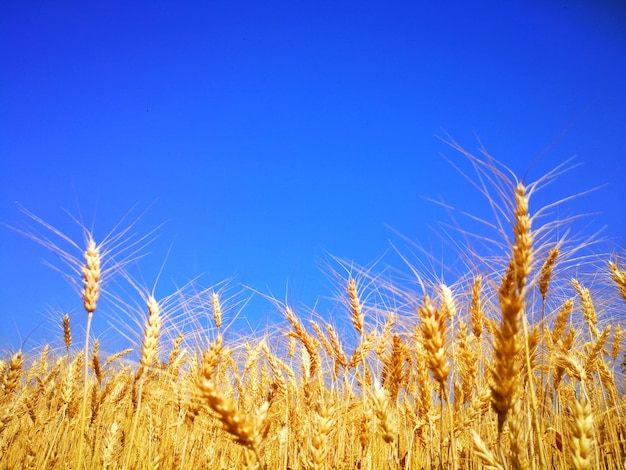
[491,184,531,434]
[77,238,101,470]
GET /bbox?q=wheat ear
[82,238,101,314]
[195,377,268,467]
[102,421,119,470]
[325,323,348,371]
[136,296,162,382]
[419,293,456,466]
[570,391,594,470]
[539,247,559,305]
[63,314,72,351]
[551,298,573,343]
[572,279,599,338]
[285,307,320,377]
[539,246,559,388]
[470,430,504,470]
[583,325,610,379]
[382,334,408,402]
[609,261,626,304]
[211,291,223,330]
[611,325,622,362]
[371,380,400,468]
[3,350,23,395]
[306,400,335,469]
[457,319,478,404]
[348,277,364,336]
[92,339,103,385]
[419,294,450,387]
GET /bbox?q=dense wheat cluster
[2,151,625,469]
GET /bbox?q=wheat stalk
[470,275,484,339]
[508,398,529,470]
[491,183,532,434]
[78,237,102,468]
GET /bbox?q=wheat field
[1,149,625,469]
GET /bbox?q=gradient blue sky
[1,1,625,349]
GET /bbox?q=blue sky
[1,1,625,350]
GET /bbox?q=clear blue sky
[1,1,625,350]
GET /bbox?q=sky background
[1,1,625,350]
